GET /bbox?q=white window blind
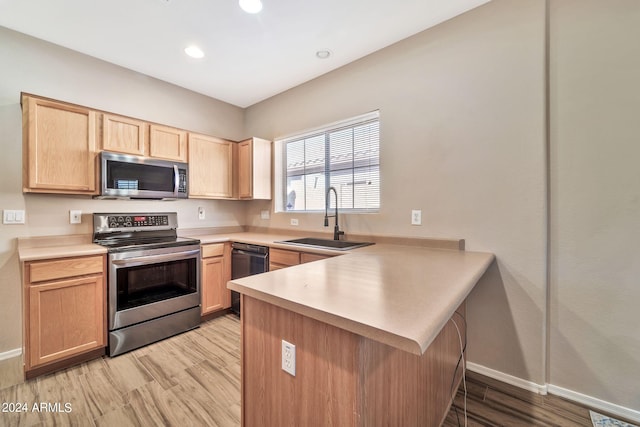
[281,111,380,212]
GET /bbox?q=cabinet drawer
[270,248,300,266]
[269,263,288,271]
[300,252,334,264]
[202,243,225,258]
[28,256,104,283]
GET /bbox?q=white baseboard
[547,384,640,424]
[466,362,548,394]
[0,348,22,361]
[466,362,640,424]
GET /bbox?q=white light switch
[260,210,270,220]
[3,210,25,224]
[198,207,205,220]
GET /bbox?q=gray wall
[245,0,640,414]
[245,0,548,385]
[0,27,246,353]
[549,0,640,410]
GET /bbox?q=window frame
[275,111,380,214]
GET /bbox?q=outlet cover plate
[70,210,82,224]
[411,209,422,226]
[282,339,296,376]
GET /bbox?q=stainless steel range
[93,212,201,356]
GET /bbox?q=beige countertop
[228,242,494,355]
[18,234,107,261]
[17,229,494,356]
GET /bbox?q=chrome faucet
[324,186,344,241]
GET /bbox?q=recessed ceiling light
[316,50,331,59]
[184,45,205,59]
[239,0,262,14]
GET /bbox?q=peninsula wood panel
[149,124,187,162]
[240,296,464,426]
[242,296,360,426]
[22,95,98,194]
[101,113,146,155]
[361,302,465,426]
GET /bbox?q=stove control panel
[93,212,178,233]
[108,215,169,228]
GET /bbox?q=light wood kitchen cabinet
[22,94,98,195]
[269,248,300,271]
[270,248,335,270]
[300,252,333,263]
[23,255,106,378]
[101,113,146,155]
[149,124,187,162]
[201,242,232,315]
[189,133,234,198]
[236,137,272,200]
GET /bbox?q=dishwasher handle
[232,242,269,254]
[232,249,268,259]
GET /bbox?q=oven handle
[111,249,200,268]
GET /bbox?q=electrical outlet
[290,218,299,226]
[70,210,82,224]
[282,339,296,376]
[260,210,270,220]
[198,207,205,220]
[411,209,422,226]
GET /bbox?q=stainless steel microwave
[99,152,188,199]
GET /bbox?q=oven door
[109,245,200,330]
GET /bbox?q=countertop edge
[226,284,425,355]
[229,250,496,356]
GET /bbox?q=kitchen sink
[277,237,374,251]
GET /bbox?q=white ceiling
[0,0,490,108]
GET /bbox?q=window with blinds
[281,111,380,212]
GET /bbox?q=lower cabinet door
[202,256,226,315]
[28,275,106,368]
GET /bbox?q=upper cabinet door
[102,113,146,156]
[22,95,98,194]
[237,137,272,200]
[237,139,252,199]
[149,124,187,162]
[188,133,233,199]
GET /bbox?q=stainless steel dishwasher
[231,242,269,315]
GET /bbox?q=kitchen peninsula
[228,241,494,426]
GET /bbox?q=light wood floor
[0,315,241,427]
[0,314,628,426]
